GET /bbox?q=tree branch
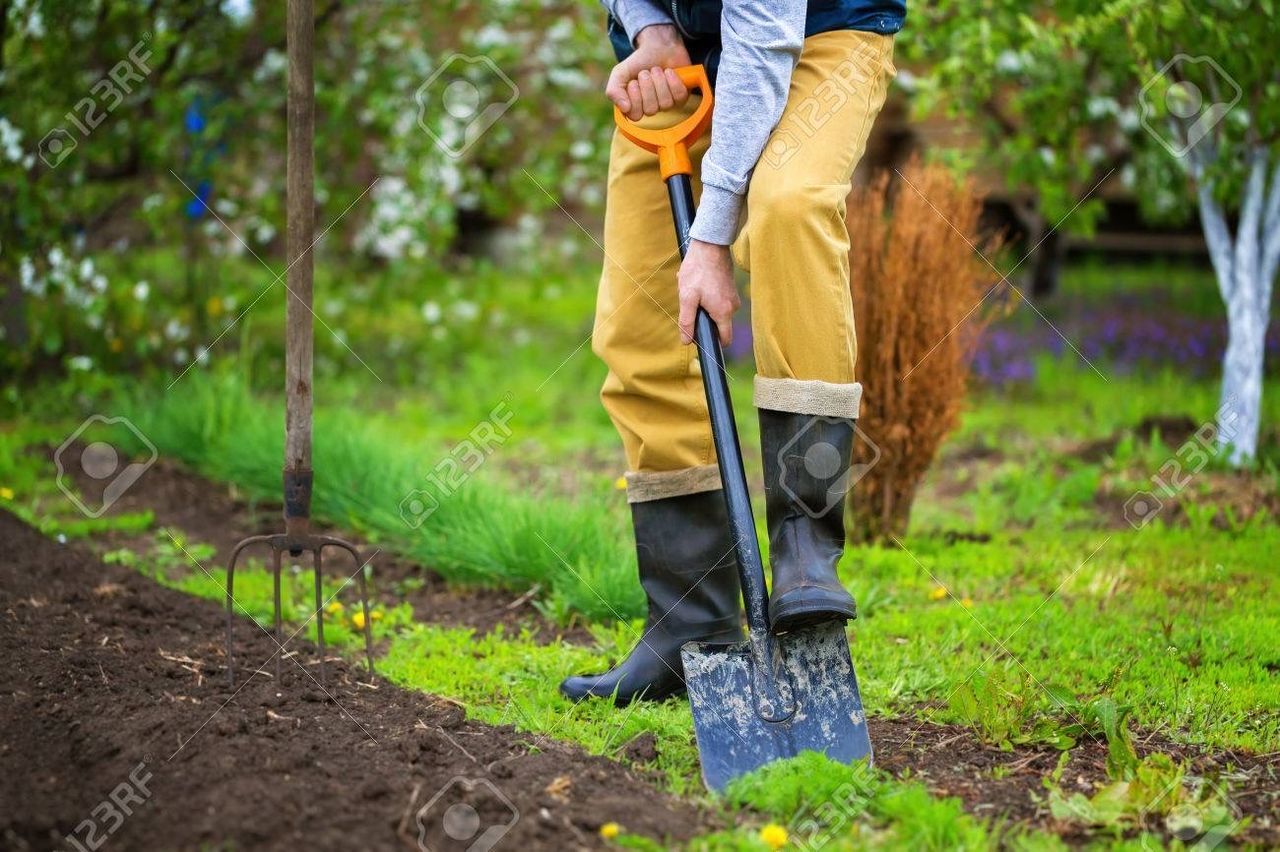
[1189,142,1234,300]
[1261,155,1280,306]
[1233,147,1267,312]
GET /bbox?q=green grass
[957,354,1280,448]
[3,259,1276,850]
[840,526,1280,752]
[107,370,644,624]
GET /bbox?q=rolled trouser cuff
[753,376,862,419]
[625,465,722,503]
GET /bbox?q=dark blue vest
[608,0,906,86]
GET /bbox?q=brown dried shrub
[847,158,1005,542]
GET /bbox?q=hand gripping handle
[613,64,713,179]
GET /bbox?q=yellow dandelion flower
[0,486,14,500]
[961,596,974,607]
[760,823,788,849]
[599,822,621,840]
[351,611,367,630]
[929,585,948,601]
[614,476,628,490]
[325,601,345,615]
[371,610,384,621]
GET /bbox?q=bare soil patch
[0,509,705,851]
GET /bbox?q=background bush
[847,159,1004,541]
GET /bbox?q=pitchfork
[225,0,374,686]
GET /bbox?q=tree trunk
[1194,146,1276,466]
[1030,228,1063,298]
[1219,298,1265,464]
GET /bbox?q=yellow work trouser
[593,30,896,502]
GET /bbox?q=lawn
[2,256,1277,850]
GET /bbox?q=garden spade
[224,0,374,687]
[614,66,872,792]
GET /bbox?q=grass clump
[723,751,995,850]
[112,370,642,624]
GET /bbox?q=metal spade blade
[682,622,872,793]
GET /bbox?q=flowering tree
[1121,0,1279,464]
[913,0,1276,464]
[1,0,612,376]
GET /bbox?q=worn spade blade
[681,621,871,792]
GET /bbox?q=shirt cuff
[689,184,744,245]
[613,1,673,44]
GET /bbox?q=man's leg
[561,104,742,703]
[735,29,896,632]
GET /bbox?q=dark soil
[873,718,1278,845]
[0,510,705,851]
[47,444,592,645]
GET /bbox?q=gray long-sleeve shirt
[604,0,805,245]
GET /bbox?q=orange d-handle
[613,64,713,179]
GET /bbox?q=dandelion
[961,596,974,607]
[371,610,384,621]
[326,601,345,615]
[351,611,366,631]
[760,823,788,849]
[929,585,948,601]
[614,476,627,490]
[599,822,620,840]
[0,487,14,500]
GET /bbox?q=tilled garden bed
[0,510,705,851]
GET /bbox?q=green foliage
[907,0,1279,225]
[947,667,1074,751]
[1047,752,1246,845]
[3,1,615,374]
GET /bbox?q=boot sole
[558,680,687,706]
[770,595,857,634]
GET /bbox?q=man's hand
[677,240,739,347]
[606,25,692,121]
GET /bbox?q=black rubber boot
[759,409,859,633]
[559,490,743,705]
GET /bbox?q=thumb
[606,55,642,111]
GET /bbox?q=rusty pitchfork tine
[224,532,377,687]
[272,547,283,683]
